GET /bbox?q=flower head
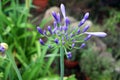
[37,4,107,59]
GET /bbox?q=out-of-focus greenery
[80,48,113,80]
[0,0,60,80]
[102,9,120,59]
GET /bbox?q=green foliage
[80,48,113,80]
[103,9,120,59]
[0,0,59,80]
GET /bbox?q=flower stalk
[60,46,64,80]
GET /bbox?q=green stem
[60,47,64,80]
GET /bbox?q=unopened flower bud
[80,43,86,49]
[54,38,59,44]
[71,43,75,48]
[84,32,107,37]
[60,4,66,18]
[82,25,90,33]
[39,38,44,45]
[0,46,5,53]
[65,17,70,26]
[66,52,72,59]
[83,12,89,20]
[37,27,43,35]
[84,35,92,41]
[78,19,85,27]
[48,26,52,34]
[77,29,81,34]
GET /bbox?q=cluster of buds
[37,4,107,59]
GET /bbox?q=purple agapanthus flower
[37,4,107,59]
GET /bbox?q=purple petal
[84,32,107,37]
[60,4,66,18]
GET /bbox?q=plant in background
[0,0,54,80]
[80,48,113,80]
[37,4,107,80]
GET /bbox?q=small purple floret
[80,43,86,49]
[63,26,68,32]
[84,35,92,41]
[66,52,72,59]
[39,38,44,45]
[82,25,90,33]
[60,4,66,18]
[71,43,75,48]
[52,11,58,22]
[78,12,89,27]
[77,29,81,34]
[84,32,107,37]
[57,13,61,23]
[53,21,57,27]
[0,46,5,53]
[37,27,43,35]
[54,38,59,44]
[65,17,70,26]
[48,26,52,34]
[43,30,46,35]
[53,27,58,34]
[78,19,85,27]
[83,12,89,20]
